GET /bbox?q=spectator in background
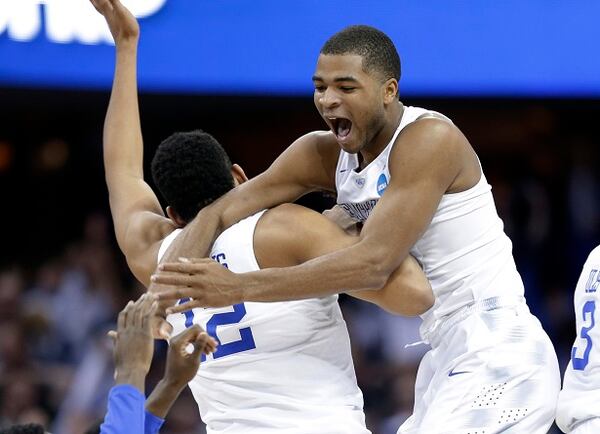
[0,424,46,434]
[98,293,216,434]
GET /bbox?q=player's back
[556,245,600,433]
[159,211,369,434]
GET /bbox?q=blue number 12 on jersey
[178,252,257,362]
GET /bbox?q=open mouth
[327,117,352,140]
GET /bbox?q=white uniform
[158,211,369,434]
[336,106,560,433]
[556,246,600,433]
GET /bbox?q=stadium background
[1,1,599,433]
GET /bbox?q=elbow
[361,251,395,290]
[404,284,435,317]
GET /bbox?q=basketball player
[151,20,562,434]
[556,245,600,433]
[92,0,433,432]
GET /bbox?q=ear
[231,164,249,186]
[166,206,187,228]
[383,78,399,105]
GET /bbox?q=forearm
[104,41,143,185]
[147,206,223,296]
[348,256,433,316]
[241,242,393,302]
[145,379,185,419]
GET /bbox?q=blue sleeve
[100,385,146,434]
[144,410,165,434]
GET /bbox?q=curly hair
[151,130,235,223]
[321,25,401,86]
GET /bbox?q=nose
[318,88,341,110]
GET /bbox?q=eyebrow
[312,75,360,83]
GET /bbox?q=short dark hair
[321,25,401,84]
[0,424,45,434]
[151,130,235,222]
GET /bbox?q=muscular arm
[254,204,433,316]
[94,0,174,286]
[237,120,469,296]
[155,119,474,307]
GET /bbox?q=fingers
[157,258,213,273]
[192,331,218,356]
[198,332,219,354]
[155,288,197,302]
[151,273,198,287]
[131,293,156,328]
[140,294,158,329]
[173,325,218,356]
[158,319,173,341]
[89,0,113,15]
[107,330,118,342]
[165,299,202,315]
[118,300,134,331]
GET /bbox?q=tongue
[337,119,351,138]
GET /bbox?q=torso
[158,212,369,433]
[557,245,600,432]
[335,106,525,339]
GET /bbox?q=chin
[340,139,365,155]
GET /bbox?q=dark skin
[106,292,216,417]
[93,0,434,336]
[151,52,481,311]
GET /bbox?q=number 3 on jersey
[572,300,596,371]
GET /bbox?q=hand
[151,258,244,312]
[109,294,158,391]
[90,0,140,46]
[163,325,218,389]
[150,312,174,341]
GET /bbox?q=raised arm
[92,0,174,285]
[153,119,473,306]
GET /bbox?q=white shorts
[569,418,600,434]
[397,297,560,434]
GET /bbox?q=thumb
[107,330,118,341]
[159,321,173,341]
[177,324,203,344]
[189,331,213,357]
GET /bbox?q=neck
[359,101,404,169]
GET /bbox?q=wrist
[234,273,249,303]
[115,39,139,53]
[159,376,188,392]
[115,368,147,392]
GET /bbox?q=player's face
[313,54,387,154]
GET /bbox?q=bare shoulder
[295,130,340,168]
[275,130,341,193]
[253,203,351,268]
[390,117,479,193]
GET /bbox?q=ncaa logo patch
[377,173,388,196]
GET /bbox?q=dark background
[0,86,598,433]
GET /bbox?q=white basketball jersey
[335,106,525,340]
[158,211,369,434]
[556,245,600,433]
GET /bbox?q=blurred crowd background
[0,89,598,433]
